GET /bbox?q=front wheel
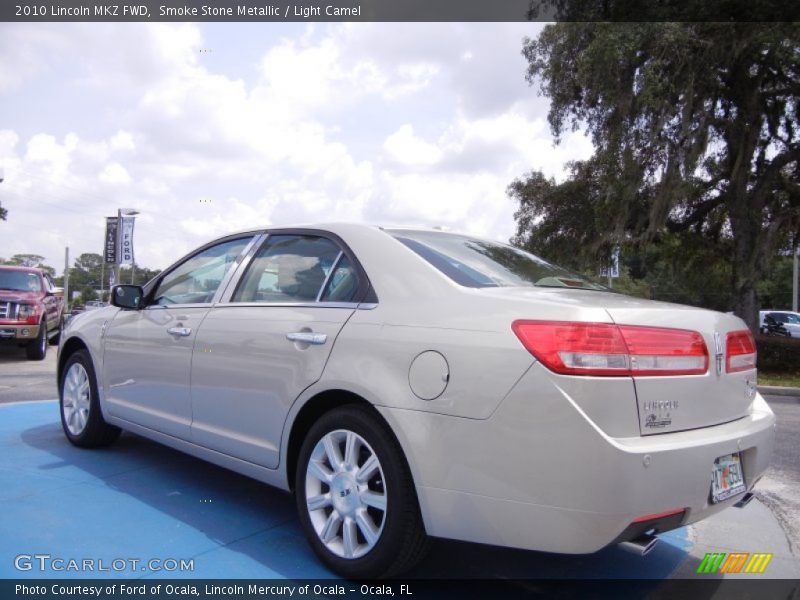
[25,321,47,360]
[60,349,121,447]
[295,405,428,578]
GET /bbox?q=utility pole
[793,247,799,313]
[64,247,70,308]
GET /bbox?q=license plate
[711,452,746,503]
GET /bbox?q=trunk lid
[477,287,756,435]
[604,304,756,435]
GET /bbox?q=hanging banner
[104,217,118,264]
[119,216,136,265]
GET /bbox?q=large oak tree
[513,20,800,330]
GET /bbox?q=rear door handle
[286,332,327,345]
[167,327,192,337]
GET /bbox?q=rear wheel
[25,321,47,360]
[295,405,428,578]
[60,350,121,447]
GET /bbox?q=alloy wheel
[305,429,387,559]
[63,362,91,435]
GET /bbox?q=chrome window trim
[143,234,261,310]
[316,251,343,302]
[215,233,268,304]
[208,301,377,310]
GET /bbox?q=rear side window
[233,235,345,303]
[390,230,605,291]
[320,255,359,302]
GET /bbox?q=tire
[49,318,62,345]
[60,349,121,448]
[25,321,47,360]
[295,405,429,578]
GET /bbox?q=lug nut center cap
[331,473,359,515]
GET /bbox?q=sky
[0,22,593,274]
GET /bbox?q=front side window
[152,237,252,305]
[233,235,344,303]
[389,229,605,291]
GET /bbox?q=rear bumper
[378,363,776,554]
[0,323,40,342]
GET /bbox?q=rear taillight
[511,320,709,377]
[726,330,756,373]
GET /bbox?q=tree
[1,254,56,277]
[517,19,800,330]
[69,253,104,290]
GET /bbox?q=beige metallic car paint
[190,304,355,468]
[103,305,209,439]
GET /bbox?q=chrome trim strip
[316,251,343,302]
[212,301,363,310]
[214,233,266,304]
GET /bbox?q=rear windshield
[389,230,605,291]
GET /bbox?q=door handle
[286,332,327,345]
[167,326,192,337]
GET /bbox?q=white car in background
[57,224,774,578]
[759,310,800,338]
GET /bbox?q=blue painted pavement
[0,401,691,580]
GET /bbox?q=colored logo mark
[696,552,773,574]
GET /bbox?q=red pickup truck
[0,266,65,360]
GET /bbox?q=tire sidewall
[295,406,414,579]
[26,320,47,360]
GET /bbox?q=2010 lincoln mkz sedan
[57,223,775,578]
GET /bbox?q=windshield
[0,270,42,293]
[771,313,800,324]
[389,230,605,291]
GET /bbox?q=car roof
[0,265,42,274]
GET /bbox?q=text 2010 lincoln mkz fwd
[57,223,774,578]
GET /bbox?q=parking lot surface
[0,399,797,581]
[0,345,58,404]
[0,349,798,581]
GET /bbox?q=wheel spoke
[307,459,333,484]
[355,509,379,547]
[344,431,359,469]
[77,409,87,430]
[323,434,343,471]
[342,517,357,558]
[320,512,342,543]
[356,454,379,483]
[360,490,386,512]
[306,493,332,511]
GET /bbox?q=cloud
[0,22,592,274]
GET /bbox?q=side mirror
[112,285,144,310]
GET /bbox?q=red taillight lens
[726,330,756,373]
[511,320,709,377]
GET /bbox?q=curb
[758,385,800,398]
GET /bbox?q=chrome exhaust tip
[734,492,755,508]
[618,534,659,556]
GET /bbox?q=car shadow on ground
[14,414,693,584]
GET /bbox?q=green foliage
[68,253,104,289]
[757,335,800,372]
[1,254,56,276]
[517,19,800,330]
[757,255,795,309]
